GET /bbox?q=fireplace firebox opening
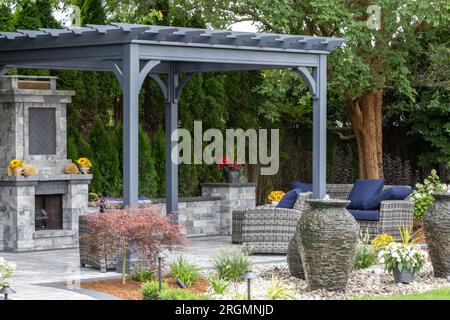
[35,195,63,230]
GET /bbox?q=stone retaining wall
[95,183,257,238]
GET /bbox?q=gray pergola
[0,23,344,215]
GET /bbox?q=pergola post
[121,44,140,207]
[165,63,179,217]
[312,54,327,199]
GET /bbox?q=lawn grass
[356,287,450,300]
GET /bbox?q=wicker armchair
[79,215,118,272]
[232,192,312,254]
[232,184,413,254]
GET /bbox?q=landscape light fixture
[155,250,166,291]
[0,286,16,300]
[241,271,257,300]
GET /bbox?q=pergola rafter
[0,23,345,216]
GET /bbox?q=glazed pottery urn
[423,192,450,278]
[298,199,359,292]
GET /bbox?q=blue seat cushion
[276,188,302,209]
[287,181,313,192]
[362,186,412,210]
[347,179,384,210]
[348,209,380,221]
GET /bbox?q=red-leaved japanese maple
[85,207,186,284]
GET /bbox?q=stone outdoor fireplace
[0,76,91,251]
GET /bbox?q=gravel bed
[209,262,449,300]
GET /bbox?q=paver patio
[1,236,284,300]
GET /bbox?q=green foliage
[169,256,201,287]
[129,265,155,283]
[76,0,106,25]
[355,228,376,270]
[139,125,157,197]
[159,287,211,300]
[355,244,376,270]
[13,0,42,30]
[141,280,211,300]
[67,122,93,161]
[0,2,14,32]
[266,275,295,300]
[207,274,229,295]
[357,287,450,300]
[141,280,163,300]
[408,90,450,169]
[213,247,252,282]
[411,169,447,220]
[89,118,122,196]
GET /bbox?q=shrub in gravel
[267,275,295,300]
[213,247,252,281]
[355,244,376,270]
[355,228,376,270]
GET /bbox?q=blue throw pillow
[287,181,313,192]
[348,179,384,210]
[276,188,302,209]
[362,186,412,210]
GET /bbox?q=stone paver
[0,236,284,300]
[0,249,121,300]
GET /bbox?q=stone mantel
[0,174,93,186]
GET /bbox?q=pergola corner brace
[293,66,318,99]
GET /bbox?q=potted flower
[211,156,243,183]
[76,157,92,174]
[377,226,426,284]
[267,190,285,206]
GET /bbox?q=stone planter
[423,192,450,278]
[393,268,414,284]
[224,170,240,183]
[298,199,358,292]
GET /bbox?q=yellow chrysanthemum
[76,157,92,168]
[9,159,23,169]
[268,190,286,202]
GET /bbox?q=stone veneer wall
[0,175,92,251]
[0,175,91,251]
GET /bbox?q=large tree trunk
[347,90,384,179]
